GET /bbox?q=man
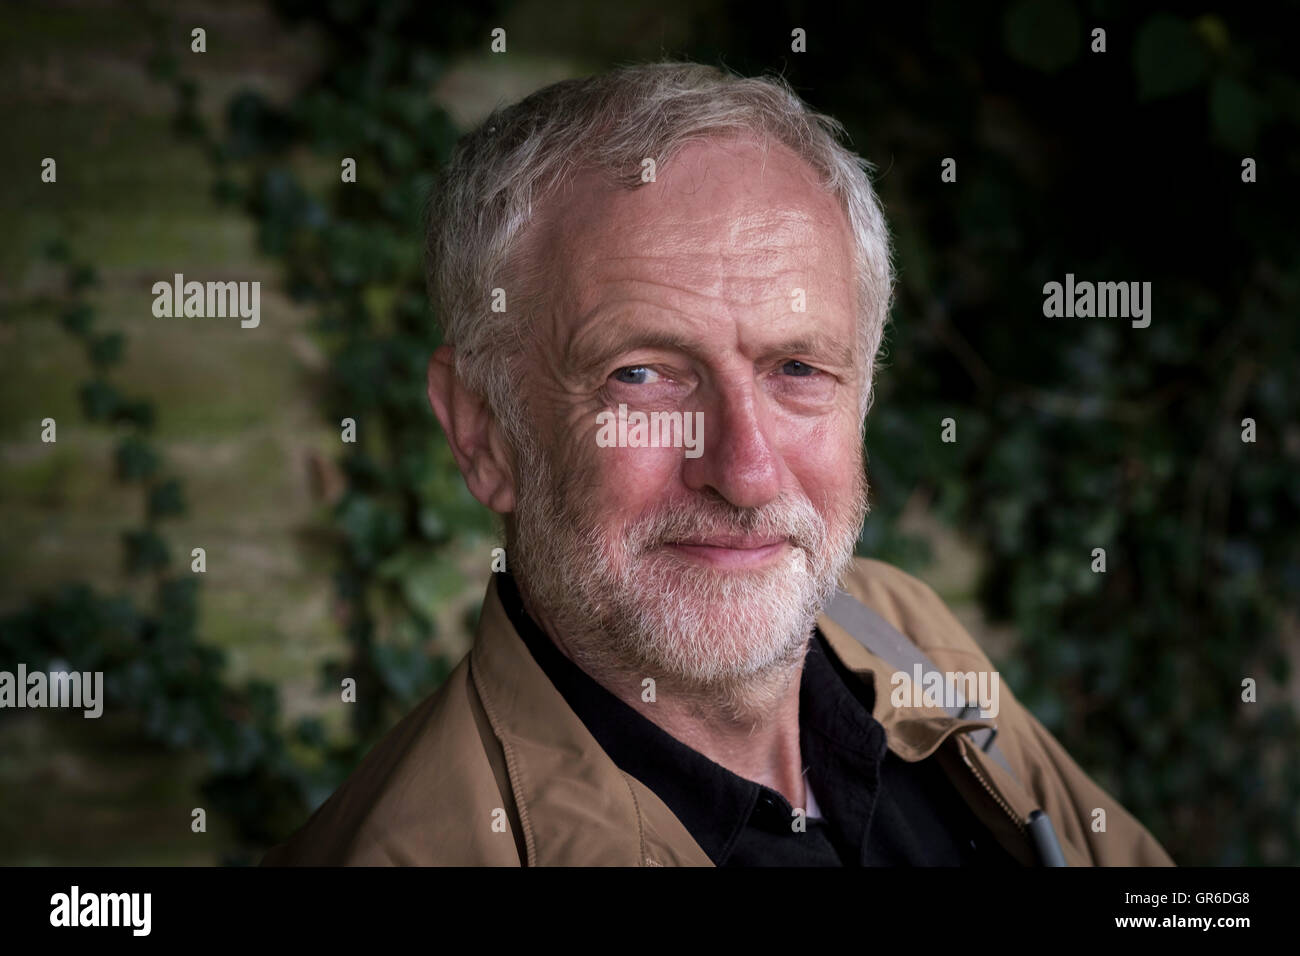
[262,62,1174,866]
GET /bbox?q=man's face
[507,136,870,697]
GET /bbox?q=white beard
[507,428,869,707]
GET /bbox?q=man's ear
[426,345,517,514]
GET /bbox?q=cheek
[778,416,861,504]
[586,444,686,521]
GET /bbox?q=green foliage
[0,251,323,862]
[147,0,502,793]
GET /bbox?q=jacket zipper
[958,736,1026,833]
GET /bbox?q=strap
[822,587,1018,782]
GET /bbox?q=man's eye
[612,366,657,385]
[782,360,817,377]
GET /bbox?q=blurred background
[1,0,1297,865]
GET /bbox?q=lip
[663,537,790,568]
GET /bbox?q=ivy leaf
[1135,15,1209,101]
[69,264,99,292]
[79,380,122,421]
[88,331,126,369]
[113,400,156,430]
[122,530,170,574]
[148,478,187,520]
[1004,0,1081,74]
[60,304,95,337]
[114,435,161,482]
[1209,75,1259,151]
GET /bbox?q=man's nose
[681,378,782,509]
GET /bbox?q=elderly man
[263,62,1174,867]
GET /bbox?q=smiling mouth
[661,537,791,568]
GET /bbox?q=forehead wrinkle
[573,189,830,255]
[576,246,820,317]
[567,268,808,356]
[576,212,842,309]
[723,207,828,248]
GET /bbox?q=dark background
[1,0,1297,865]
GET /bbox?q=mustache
[623,492,828,554]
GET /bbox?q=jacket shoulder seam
[617,770,650,866]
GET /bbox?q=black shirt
[497,572,1020,866]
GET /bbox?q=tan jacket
[261,557,1175,866]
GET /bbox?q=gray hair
[425,61,894,450]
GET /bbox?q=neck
[520,582,812,810]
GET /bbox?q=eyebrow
[566,321,857,377]
[767,335,857,368]
[568,329,695,375]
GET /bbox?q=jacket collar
[814,603,996,760]
[469,574,712,865]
